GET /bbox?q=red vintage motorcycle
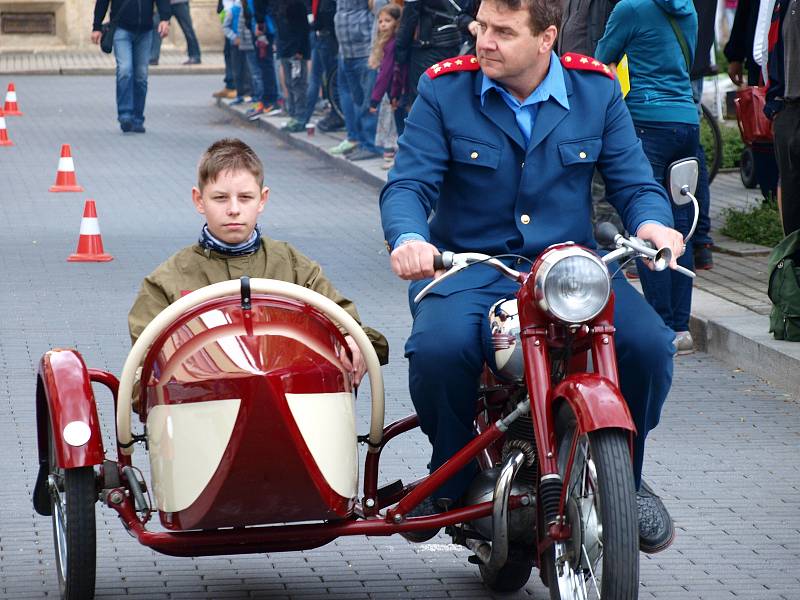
[32,161,698,600]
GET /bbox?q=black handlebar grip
[595,222,620,249]
[433,253,453,271]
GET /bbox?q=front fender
[551,374,636,434]
[36,349,105,469]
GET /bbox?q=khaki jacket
[128,237,389,364]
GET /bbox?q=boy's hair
[197,138,264,191]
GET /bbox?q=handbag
[99,0,135,54]
[734,86,774,144]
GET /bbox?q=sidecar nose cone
[63,421,92,447]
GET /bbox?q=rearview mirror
[667,158,699,206]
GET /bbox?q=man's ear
[258,186,270,213]
[192,186,206,215]
[541,25,558,54]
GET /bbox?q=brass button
[520,214,531,225]
[579,151,587,159]
[470,151,479,159]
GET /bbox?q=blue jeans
[151,2,201,62]
[634,120,698,332]
[300,32,338,125]
[245,44,279,106]
[223,38,235,89]
[338,55,379,153]
[113,27,153,126]
[691,78,713,247]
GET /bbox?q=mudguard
[35,349,105,468]
[551,373,636,434]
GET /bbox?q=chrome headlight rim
[533,246,611,325]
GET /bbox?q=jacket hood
[651,0,695,16]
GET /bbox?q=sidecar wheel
[49,423,97,600]
[478,545,534,592]
[543,403,639,600]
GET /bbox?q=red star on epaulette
[560,53,615,80]
[426,55,481,79]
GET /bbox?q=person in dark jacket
[92,0,170,133]
[274,0,312,128]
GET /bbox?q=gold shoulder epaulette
[560,53,615,80]
[426,55,481,79]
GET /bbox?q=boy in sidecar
[128,137,388,382]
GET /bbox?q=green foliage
[721,200,784,247]
[720,124,745,169]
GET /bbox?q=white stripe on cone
[0,117,6,128]
[57,157,75,172]
[5,92,16,102]
[79,218,101,235]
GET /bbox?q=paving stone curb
[219,99,800,394]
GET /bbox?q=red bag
[734,86,774,144]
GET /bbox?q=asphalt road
[0,74,798,599]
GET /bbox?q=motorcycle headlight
[534,247,611,324]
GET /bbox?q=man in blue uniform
[380,0,683,554]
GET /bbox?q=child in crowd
[368,3,407,170]
[128,138,389,382]
[274,0,311,131]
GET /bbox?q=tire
[479,546,534,592]
[700,104,722,185]
[740,146,758,189]
[48,422,97,600]
[543,403,639,600]
[324,65,344,122]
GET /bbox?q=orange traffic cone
[68,200,113,262]
[0,111,12,147]
[49,144,84,192]
[3,83,22,116]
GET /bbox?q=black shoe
[317,113,345,132]
[637,480,675,554]
[120,120,133,132]
[399,497,442,543]
[347,148,382,161]
[132,123,146,133]
[694,244,713,270]
[149,59,159,66]
[183,57,201,65]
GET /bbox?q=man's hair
[485,0,562,35]
[197,138,264,191]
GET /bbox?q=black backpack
[767,229,800,341]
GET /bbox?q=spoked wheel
[479,545,534,592]
[543,403,639,600]
[324,64,344,122]
[700,103,722,185]
[48,421,97,600]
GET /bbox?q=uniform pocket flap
[558,137,602,166]
[450,136,501,168]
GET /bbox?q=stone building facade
[0,0,222,51]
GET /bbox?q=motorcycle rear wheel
[543,403,639,600]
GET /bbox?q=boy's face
[192,168,269,245]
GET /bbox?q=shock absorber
[539,474,563,526]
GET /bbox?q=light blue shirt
[480,51,570,146]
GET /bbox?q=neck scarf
[198,224,261,257]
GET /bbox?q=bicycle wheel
[542,402,639,600]
[324,64,344,122]
[700,104,722,184]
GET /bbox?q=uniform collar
[478,52,570,111]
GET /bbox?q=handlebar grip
[433,254,450,271]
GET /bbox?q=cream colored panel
[285,392,358,498]
[147,399,241,512]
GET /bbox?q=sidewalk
[218,98,800,394]
[0,49,224,76]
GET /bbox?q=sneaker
[347,148,382,161]
[120,120,133,133]
[317,113,346,132]
[183,57,201,65]
[624,261,639,280]
[637,480,675,554]
[132,123,146,133]
[329,139,358,155]
[282,120,306,133]
[383,150,396,161]
[213,88,237,99]
[264,105,284,117]
[674,331,694,355]
[694,244,714,270]
[246,102,265,120]
[230,96,246,106]
[399,497,442,543]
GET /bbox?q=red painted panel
[550,374,635,433]
[38,350,104,468]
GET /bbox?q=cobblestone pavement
[1,75,799,599]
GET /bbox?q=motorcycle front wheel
[543,402,639,600]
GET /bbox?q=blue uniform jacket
[379,57,674,296]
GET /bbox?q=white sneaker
[674,331,694,355]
